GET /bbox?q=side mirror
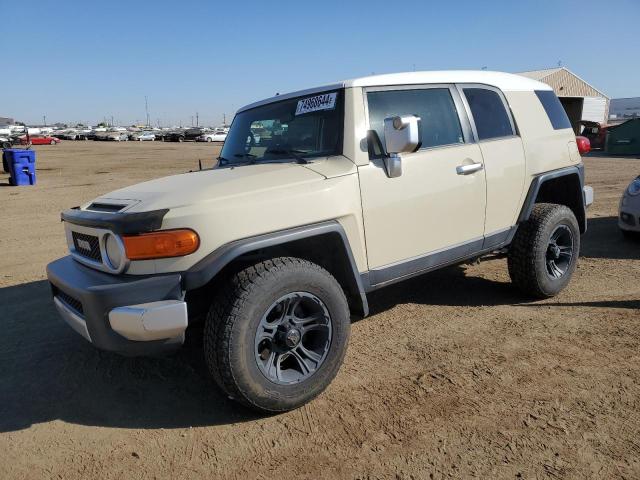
[382,115,421,178]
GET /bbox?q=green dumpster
[606,118,640,155]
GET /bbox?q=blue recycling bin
[3,149,36,186]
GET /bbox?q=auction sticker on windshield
[295,92,337,116]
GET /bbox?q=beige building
[518,67,609,132]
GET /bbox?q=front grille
[72,231,102,262]
[53,287,84,315]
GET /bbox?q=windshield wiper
[264,148,308,164]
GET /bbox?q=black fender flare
[182,221,369,317]
[517,164,587,233]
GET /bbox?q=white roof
[238,70,550,112]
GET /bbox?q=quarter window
[463,88,514,140]
[534,90,572,130]
[367,88,464,152]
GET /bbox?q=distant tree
[97,122,108,127]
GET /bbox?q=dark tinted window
[535,90,572,130]
[463,88,514,140]
[367,88,464,152]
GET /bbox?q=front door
[358,85,487,284]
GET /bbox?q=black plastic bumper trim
[61,208,169,234]
[47,256,183,355]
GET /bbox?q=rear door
[358,84,487,276]
[458,85,526,246]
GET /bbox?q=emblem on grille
[77,239,92,251]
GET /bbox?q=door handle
[456,162,484,175]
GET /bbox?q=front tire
[508,203,580,298]
[204,257,350,413]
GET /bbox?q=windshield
[219,89,344,166]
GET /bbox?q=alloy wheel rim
[254,292,332,385]
[545,224,574,279]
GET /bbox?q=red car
[19,134,61,145]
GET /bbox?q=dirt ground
[1,142,639,479]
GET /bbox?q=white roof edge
[237,70,551,113]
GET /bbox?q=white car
[136,132,156,141]
[619,175,640,238]
[197,131,227,142]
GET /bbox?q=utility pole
[196,112,199,127]
[43,115,46,126]
[223,113,226,125]
[191,116,194,127]
[111,115,114,127]
[145,96,150,127]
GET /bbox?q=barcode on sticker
[295,93,337,115]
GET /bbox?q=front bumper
[47,256,187,356]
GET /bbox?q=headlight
[104,232,126,271]
[628,177,640,196]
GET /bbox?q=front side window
[367,88,464,153]
[463,88,514,140]
[220,90,343,166]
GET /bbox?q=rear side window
[463,88,515,140]
[535,90,572,130]
[367,88,464,151]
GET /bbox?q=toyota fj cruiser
[47,71,593,412]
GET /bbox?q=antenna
[145,96,150,127]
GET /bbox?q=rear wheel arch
[518,166,586,234]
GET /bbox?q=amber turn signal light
[123,229,200,260]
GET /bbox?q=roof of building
[517,67,608,99]
[517,67,563,81]
[238,71,551,113]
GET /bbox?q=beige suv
[47,71,593,412]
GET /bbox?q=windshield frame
[219,88,345,167]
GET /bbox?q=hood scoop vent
[86,202,127,213]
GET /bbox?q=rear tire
[204,257,350,413]
[621,229,640,240]
[508,203,580,298]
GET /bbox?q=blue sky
[2,0,638,126]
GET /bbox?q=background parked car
[135,131,156,141]
[579,121,608,150]
[19,134,61,145]
[619,175,640,239]
[106,132,129,141]
[166,127,206,142]
[196,131,227,142]
[0,136,13,148]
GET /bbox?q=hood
[91,162,326,212]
